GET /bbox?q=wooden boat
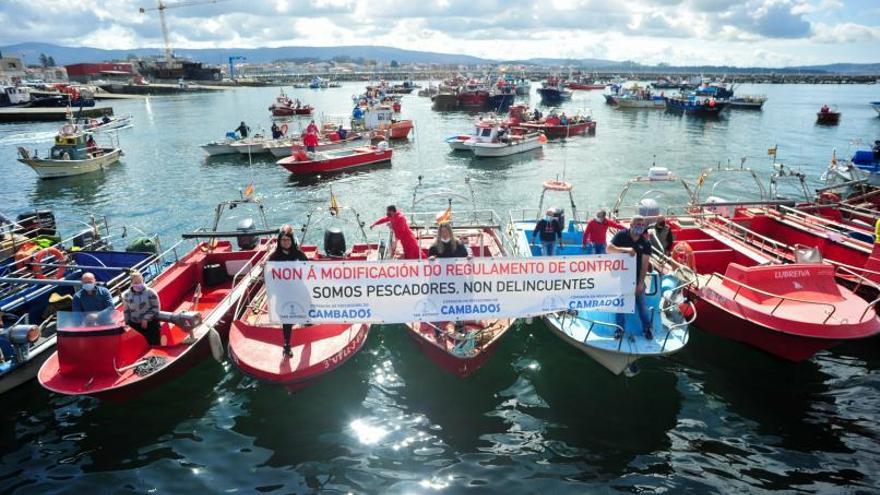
[432,92,459,111]
[537,81,572,104]
[354,105,413,140]
[463,123,545,157]
[17,125,121,179]
[37,199,274,401]
[457,85,489,111]
[229,202,379,390]
[817,105,840,125]
[381,180,516,377]
[511,106,597,138]
[277,143,392,175]
[508,179,694,376]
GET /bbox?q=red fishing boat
[566,82,606,90]
[37,199,274,401]
[380,179,515,377]
[268,91,313,117]
[277,143,392,175]
[457,82,490,111]
[229,201,379,390]
[507,104,596,138]
[816,105,840,125]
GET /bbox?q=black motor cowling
[236,218,257,250]
[323,227,346,257]
[17,210,56,236]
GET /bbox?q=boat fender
[32,246,67,280]
[208,327,224,362]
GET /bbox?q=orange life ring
[670,241,695,270]
[542,179,572,191]
[32,246,66,279]
[280,123,288,135]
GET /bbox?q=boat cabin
[1,86,31,106]
[49,128,94,160]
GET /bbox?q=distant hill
[1,42,877,74]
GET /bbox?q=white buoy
[208,327,224,362]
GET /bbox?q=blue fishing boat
[537,77,572,105]
[508,179,694,376]
[0,215,161,394]
[664,94,729,115]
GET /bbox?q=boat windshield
[57,309,124,331]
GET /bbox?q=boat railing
[232,240,275,319]
[774,205,870,241]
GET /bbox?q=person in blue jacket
[72,272,113,313]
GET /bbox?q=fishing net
[133,356,168,377]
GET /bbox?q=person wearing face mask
[122,270,162,346]
[531,208,564,256]
[649,216,674,255]
[428,223,470,259]
[608,215,654,340]
[71,272,114,313]
[582,207,625,254]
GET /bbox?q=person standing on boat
[269,225,309,357]
[85,135,97,154]
[608,215,653,340]
[271,122,282,140]
[531,208,563,256]
[428,223,470,259]
[236,121,249,138]
[303,130,319,153]
[122,270,162,346]
[306,120,319,135]
[582,208,624,254]
[649,216,674,255]
[370,205,421,259]
[71,272,113,313]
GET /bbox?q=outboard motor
[17,210,56,237]
[0,324,39,363]
[236,217,257,250]
[324,227,347,257]
[157,311,203,331]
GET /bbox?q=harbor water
[1,83,880,493]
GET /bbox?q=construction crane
[138,0,230,66]
[228,56,246,80]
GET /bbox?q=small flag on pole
[696,173,706,187]
[243,182,254,198]
[329,189,340,216]
[831,149,837,166]
[436,206,452,224]
[767,146,777,156]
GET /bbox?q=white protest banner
[264,255,636,324]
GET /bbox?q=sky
[0,0,878,67]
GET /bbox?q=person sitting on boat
[306,120,319,135]
[236,121,249,138]
[607,215,654,340]
[582,208,624,254]
[545,113,561,126]
[303,130,319,153]
[122,270,162,346]
[269,225,309,357]
[649,216,674,255]
[559,113,569,125]
[101,115,111,124]
[820,104,830,113]
[428,223,470,259]
[85,135,98,154]
[370,205,422,259]
[532,108,542,121]
[72,272,114,313]
[337,126,348,140]
[531,208,564,256]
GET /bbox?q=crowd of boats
[4,137,880,399]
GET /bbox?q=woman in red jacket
[370,205,422,259]
[582,208,625,254]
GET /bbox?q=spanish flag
[831,149,837,166]
[767,146,777,157]
[329,190,340,216]
[436,206,452,224]
[243,182,254,198]
[696,172,706,187]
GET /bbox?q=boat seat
[721,263,842,303]
[225,259,251,277]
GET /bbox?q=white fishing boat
[75,113,134,133]
[463,122,545,158]
[200,139,239,156]
[264,132,369,158]
[230,134,272,155]
[730,95,768,110]
[17,125,122,179]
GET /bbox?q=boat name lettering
[774,269,811,279]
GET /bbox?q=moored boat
[264,129,368,158]
[17,124,122,179]
[509,105,596,138]
[817,105,841,125]
[664,95,728,115]
[537,77,572,104]
[277,143,392,175]
[268,91,313,117]
[729,95,767,109]
[462,122,545,158]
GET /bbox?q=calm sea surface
[1,83,879,494]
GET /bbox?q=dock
[98,83,228,96]
[0,106,113,123]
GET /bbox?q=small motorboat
[508,179,694,375]
[509,105,596,138]
[264,131,368,158]
[354,104,414,140]
[381,178,516,377]
[664,95,728,115]
[201,135,240,156]
[566,81,606,90]
[729,95,767,110]
[38,198,275,401]
[817,105,841,125]
[74,114,134,133]
[17,124,122,179]
[229,200,379,390]
[230,134,273,155]
[277,143,392,175]
[466,125,545,158]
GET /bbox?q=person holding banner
[370,205,421,259]
[608,215,654,340]
[427,223,470,259]
[531,208,563,256]
[269,226,308,357]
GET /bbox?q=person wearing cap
[582,208,625,254]
[531,208,564,256]
[608,215,654,340]
[269,225,309,357]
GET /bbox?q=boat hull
[406,321,509,378]
[567,83,605,90]
[615,98,666,109]
[457,91,489,111]
[537,88,571,104]
[19,148,122,179]
[201,143,237,156]
[0,339,56,394]
[265,135,368,158]
[471,137,543,157]
[518,121,595,138]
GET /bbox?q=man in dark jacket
[531,208,563,256]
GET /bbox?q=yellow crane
[138,0,230,66]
